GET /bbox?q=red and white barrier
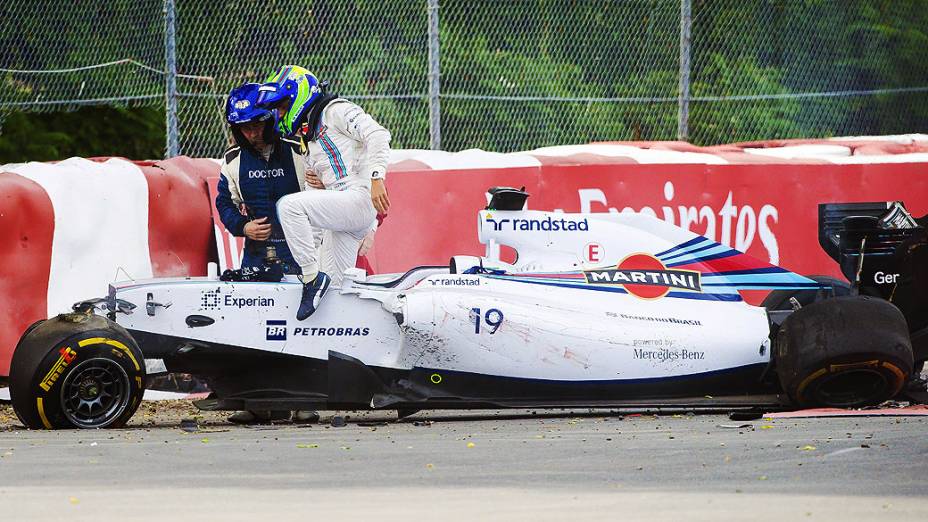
[0,156,218,374]
[1,134,927,375]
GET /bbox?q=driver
[256,65,391,320]
[216,82,306,278]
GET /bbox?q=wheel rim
[60,358,131,428]
[813,368,890,407]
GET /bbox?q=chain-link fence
[2,0,927,158]
[0,2,166,108]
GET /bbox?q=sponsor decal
[429,277,481,287]
[578,181,780,263]
[39,347,77,392]
[247,168,285,179]
[584,253,701,299]
[200,290,221,311]
[266,320,287,341]
[200,290,275,310]
[583,242,604,264]
[874,271,899,284]
[234,99,250,109]
[485,213,589,233]
[633,348,706,362]
[619,313,702,326]
[632,339,673,347]
[293,327,371,337]
[224,295,274,308]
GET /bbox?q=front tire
[10,312,145,429]
[775,296,913,408]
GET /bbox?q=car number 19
[471,307,504,334]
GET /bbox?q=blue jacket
[216,138,304,270]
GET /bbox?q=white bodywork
[111,209,806,382]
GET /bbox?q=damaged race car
[8,188,927,429]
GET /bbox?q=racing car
[8,188,926,429]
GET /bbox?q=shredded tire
[775,296,913,408]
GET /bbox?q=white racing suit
[277,99,390,285]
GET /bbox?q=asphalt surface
[0,402,926,521]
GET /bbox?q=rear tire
[775,296,913,408]
[10,312,145,429]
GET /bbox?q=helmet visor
[256,84,289,109]
[231,111,273,126]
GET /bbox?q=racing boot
[297,272,331,320]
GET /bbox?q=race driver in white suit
[256,65,391,320]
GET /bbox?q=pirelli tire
[10,312,145,429]
[775,296,913,409]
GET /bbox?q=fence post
[164,0,179,158]
[677,0,692,142]
[427,0,441,150]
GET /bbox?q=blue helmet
[226,83,279,147]
[256,65,322,136]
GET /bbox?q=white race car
[8,188,923,428]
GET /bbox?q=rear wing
[817,201,921,263]
[817,200,926,297]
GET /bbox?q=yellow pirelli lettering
[39,347,77,392]
[40,359,66,391]
[79,337,140,371]
[36,398,53,429]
